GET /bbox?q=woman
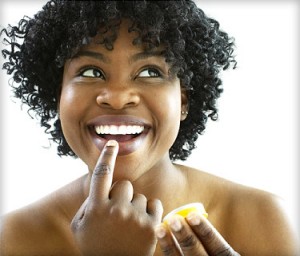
[1,1,298,255]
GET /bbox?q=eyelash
[78,66,163,80]
[137,67,162,78]
[79,66,105,79]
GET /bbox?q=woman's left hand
[155,212,240,255]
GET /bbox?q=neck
[72,155,188,220]
[131,159,189,217]
[133,160,186,200]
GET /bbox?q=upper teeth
[95,125,144,135]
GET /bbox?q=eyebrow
[129,50,165,64]
[71,49,165,64]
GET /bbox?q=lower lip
[89,129,149,156]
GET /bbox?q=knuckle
[135,193,147,201]
[118,179,132,188]
[113,180,133,192]
[215,246,237,256]
[85,201,98,214]
[160,245,177,256]
[109,204,129,219]
[178,234,198,249]
[70,219,77,232]
[102,145,116,156]
[197,220,238,256]
[94,163,111,176]
[149,198,162,206]
[199,221,215,241]
[70,217,82,233]
[70,209,88,233]
[148,198,163,213]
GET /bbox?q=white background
[1,0,299,233]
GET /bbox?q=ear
[180,87,189,121]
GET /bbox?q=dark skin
[71,140,163,256]
[1,141,298,255]
[0,21,299,255]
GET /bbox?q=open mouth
[94,125,145,143]
[87,115,150,155]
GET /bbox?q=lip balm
[163,202,208,223]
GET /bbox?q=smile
[88,115,150,156]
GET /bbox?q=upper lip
[87,115,151,128]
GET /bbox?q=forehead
[71,19,166,62]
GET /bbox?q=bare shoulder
[227,184,299,255]
[0,177,84,255]
[0,202,62,255]
[179,165,299,255]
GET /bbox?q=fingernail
[155,225,166,239]
[186,211,201,226]
[106,140,118,147]
[169,215,182,232]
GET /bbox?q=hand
[71,140,163,256]
[155,212,240,255]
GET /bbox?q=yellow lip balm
[163,202,208,224]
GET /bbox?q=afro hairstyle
[1,0,236,161]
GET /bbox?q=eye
[138,68,161,78]
[80,67,105,79]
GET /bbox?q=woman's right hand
[71,140,163,256]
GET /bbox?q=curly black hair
[1,0,236,161]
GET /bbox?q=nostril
[100,102,111,107]
[96,91,140,109]
[125,100,138,107]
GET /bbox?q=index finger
[89,140,119,202]
[187,213,240,256]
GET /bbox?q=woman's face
[60,21,187,181]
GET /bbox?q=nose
[96,85,140,110]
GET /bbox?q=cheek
[162,98,181,124]
[59,86,86,144]
[152,88,182,137]
[59,86,83,121]
[160,87,181,117]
